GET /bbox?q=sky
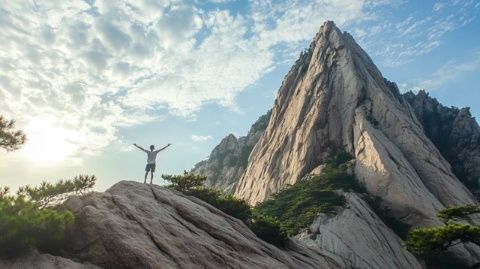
[0,0,479,191]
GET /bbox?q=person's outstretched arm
[156,143,172,152]
[133,143,147,152]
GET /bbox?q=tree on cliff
[406,205,480,253]
[0,115,26,151]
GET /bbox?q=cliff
[194,21,480,268]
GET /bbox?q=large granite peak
[200,21,480,268]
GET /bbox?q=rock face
[297,193,422,269]
[197,21,480,268]
[62,181,344,269]
[0,251,100,269]
[192,111,271,193]
[234,21,476,213]
[404,90,480,197]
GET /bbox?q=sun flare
[22,116,77,166]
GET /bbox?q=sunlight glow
[22,116,77,166]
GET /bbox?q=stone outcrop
[297,192,422,269]
[404,90,480,197]
[0,251,100,269]
[61,181,344,269]
[192,111,271,193]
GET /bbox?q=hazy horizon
[1,0,479,191]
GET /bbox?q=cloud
[360,0,480,67]
[2,0,473,164]
[191,135,213,142]
[415,49,480,91]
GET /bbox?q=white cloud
[4,0,467,165]
[250,0,374,58]
[415,49,480,91]
[191,135,213,142]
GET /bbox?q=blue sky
[0,0,479,191]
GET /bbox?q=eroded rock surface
[297,193,422,269]
[0,251,100,269]
[62,181,343,269]
[234,21,476,213]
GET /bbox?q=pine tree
[0,115,26,151]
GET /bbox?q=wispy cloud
[191,135,213,142]
[351,0,480,67]
[414,49,480,91]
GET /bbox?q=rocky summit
[194,21,480,268]
[1,181,345,269]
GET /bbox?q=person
[133,143,171,184]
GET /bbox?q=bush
[405,204,480,268]
[437,204,480,223]
[254,152,359,235]
[325,151,354,168]
[17,175,96,208]
[162,171,206,192]
[188,188,252,222]
[163,172,287,247]
[249,214,287,247]
[0,187,73,257]
[406,222,480,255]
[0,176,96,257]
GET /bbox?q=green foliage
[249,214,287,247]
[162,171,206,192]
[0,176,96,257]
[406,223,480,254]
[405,204,480,265]
[17,175,96,209]
[0,187,73,257]
[0,115,26,151]
[255,153,359,235]
[325,151,354,168]
[188,187,252,222]
[163,172,251,221]
[437,204,480,223]
[163,172,287,247]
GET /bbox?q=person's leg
[144,171,148,184]
[150,164,156,185]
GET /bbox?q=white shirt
[146,150,160,164]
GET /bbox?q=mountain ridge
[192,21,480,268]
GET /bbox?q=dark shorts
[145,163,156,172]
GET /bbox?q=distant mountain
[191,111,271,193]
[404,90,480,198]
[193,21,480,268]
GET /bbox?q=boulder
[62,181,344,269]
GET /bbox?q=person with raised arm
[133,143,171,184]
